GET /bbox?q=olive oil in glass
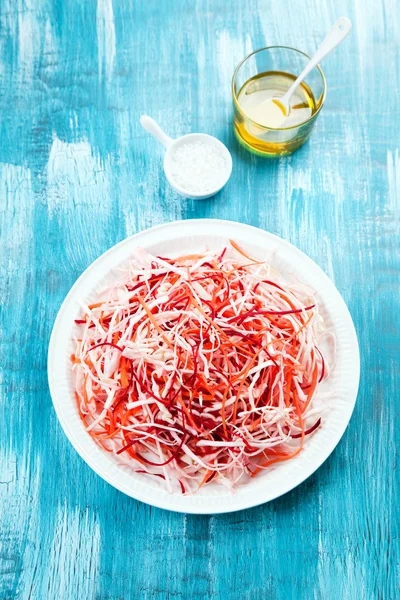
[234,70,319,155]
[232,47,326,157]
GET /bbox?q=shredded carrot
[229,239,256,262]
[303,363,319,411]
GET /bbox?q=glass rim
[232,45,327,131]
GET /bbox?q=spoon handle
[285,17,352,101]
[140,115,174,149]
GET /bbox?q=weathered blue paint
[0,0,398,598]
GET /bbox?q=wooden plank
[0,0,398,598]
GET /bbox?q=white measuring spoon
[251,16,352,128]
[140,115,232,200]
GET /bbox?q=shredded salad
[71,241,330,494]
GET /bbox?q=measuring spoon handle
[140,115,174,149]
[286,17,352,100]
[309,17,352,66]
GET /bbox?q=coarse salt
[170,141,228,195]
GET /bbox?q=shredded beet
[72,242,329,494]
[292,417,322,438]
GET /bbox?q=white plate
[48,219,359,514]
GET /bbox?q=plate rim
[48,218,360,514]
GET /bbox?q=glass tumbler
[232,46,326,156]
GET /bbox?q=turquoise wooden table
[1,0,399,598]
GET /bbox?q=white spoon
[252,16,352,128]
[140,115,232,200]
